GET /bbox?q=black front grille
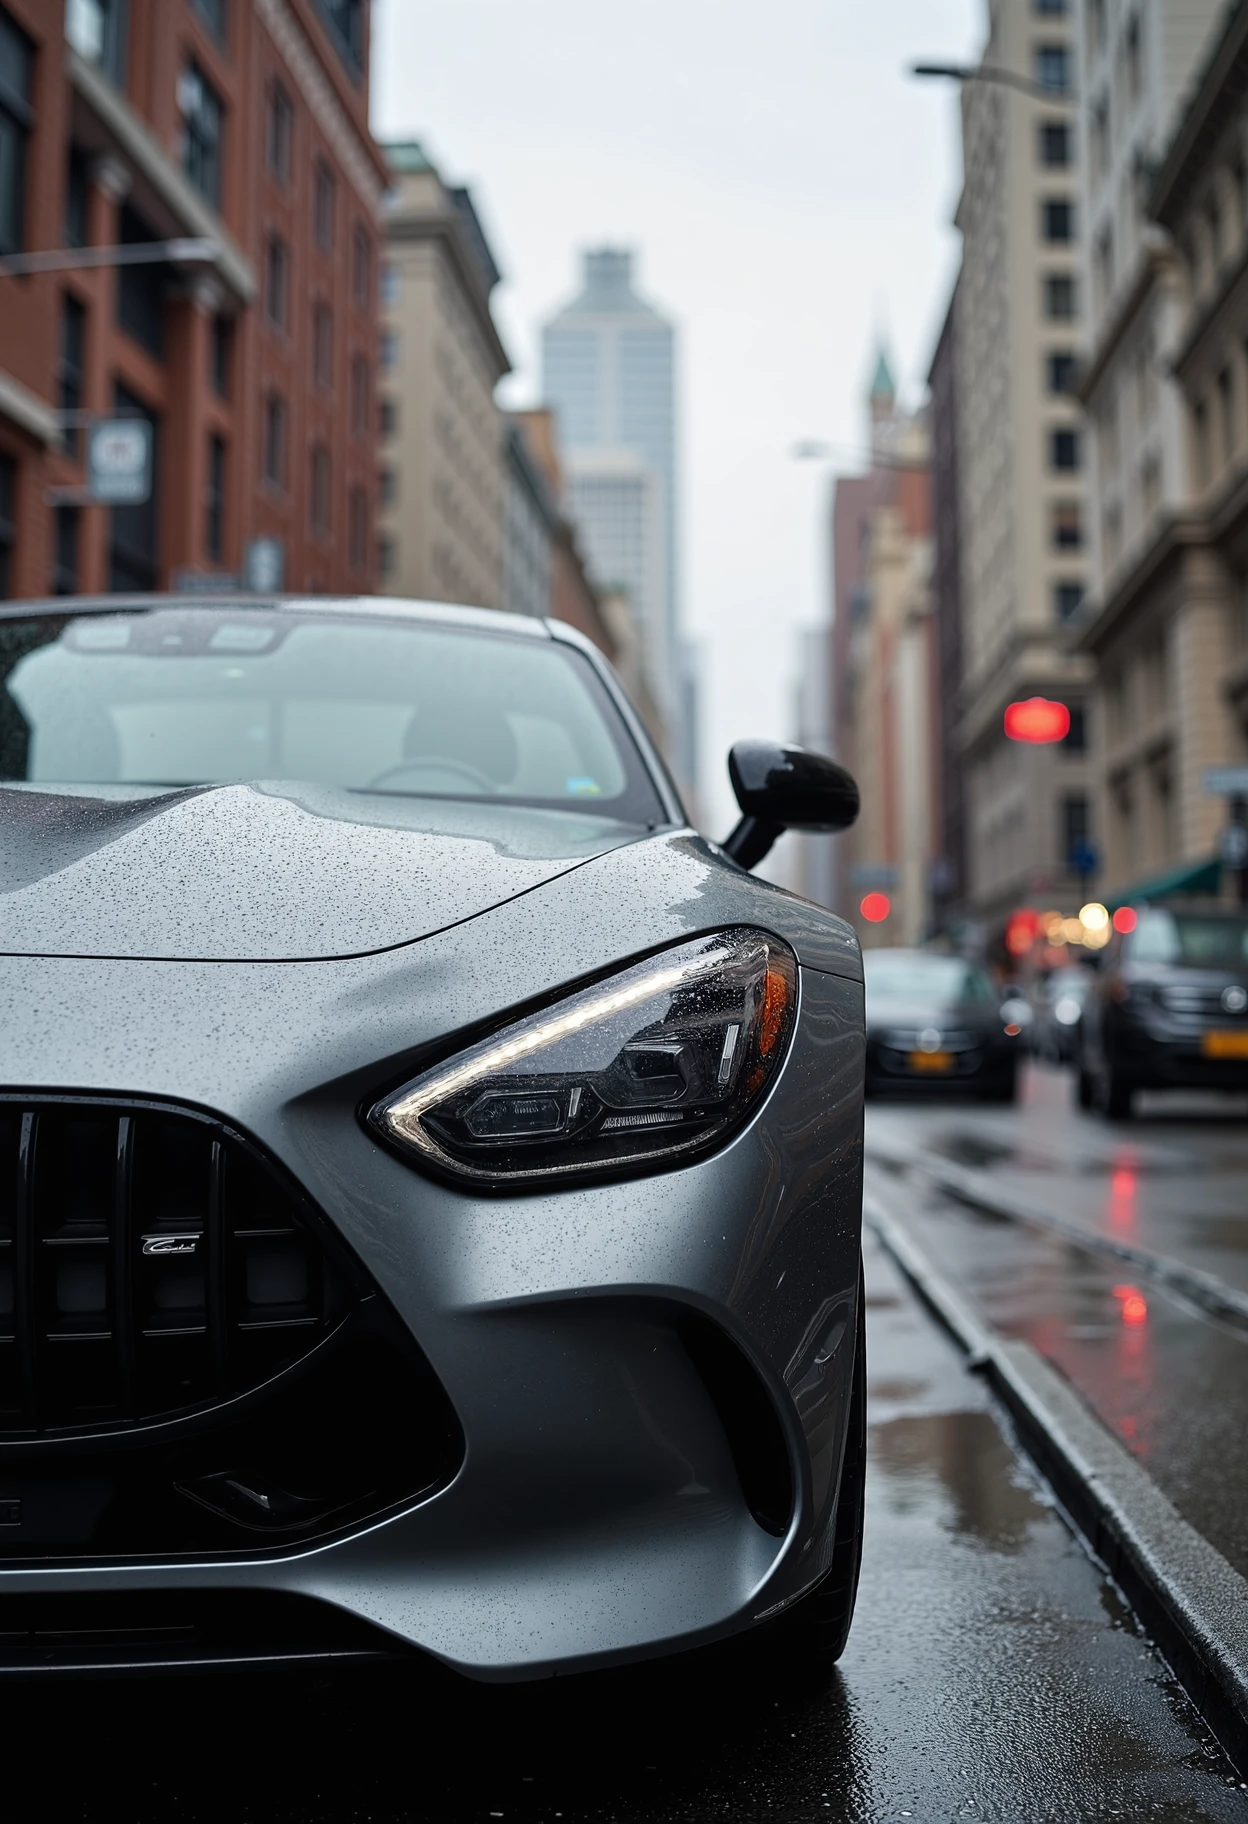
[0,1099,346,1436]
[0,1097,464,1559]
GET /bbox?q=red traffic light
[1004,697,1071,744]
[860,892,891,924]
[1112,906,1137,934]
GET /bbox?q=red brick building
[0,0,385,601]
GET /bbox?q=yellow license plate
[909,1051,954,1072]
[1202,1030,1248,1059]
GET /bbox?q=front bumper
[0,849,864,1679]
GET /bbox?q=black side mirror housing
[723,741,860,871]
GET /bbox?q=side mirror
[723,740,859,871]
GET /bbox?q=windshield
[863,952,997,1007]
[0,608,664,823]
[1126,909,1248,969]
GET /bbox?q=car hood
[0,782,643,962]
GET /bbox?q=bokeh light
[860,892,891,924]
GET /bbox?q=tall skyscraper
[541,250,694,789]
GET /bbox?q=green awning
[1107,855,1221,909]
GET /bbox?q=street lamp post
[910,61,1078,105]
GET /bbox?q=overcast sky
[372,0,983,839]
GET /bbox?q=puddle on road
[869,1410,1046,1554]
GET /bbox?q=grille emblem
[1223,985,1248,1014]
[0,1500,21,1526]
[141,1232,202,1257]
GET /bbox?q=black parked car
[1079,905,1248,1117]
[863,949,1023,1102]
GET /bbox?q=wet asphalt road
[9,1224,1244,1823]
[866,1064,1248,1581]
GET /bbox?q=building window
[1088,0,1106,55]
[351,222,371,308]
[1038,120,1071,167]
[205,433,225,562]
[1034,0,1067,12]
[179,62,223,210]
[310,444,331,536]
[314,159,336,251]
[1193,397,1211,488]
[1062,794,1090,869]
[53,506,79,595]
[265,233,290,330]
[108,382,159,593]
[65,146,89,248]
[265,80,293,183]
[1125,13,1143,102]
[1218,365,1235,465]
[380,396,397,438]
[379,467,396,509]
[380,328,397,371]
[192,0,227,43]
[1034,45,1071,94]
[57,293,86,459]
[350,355,370,436]
[348,484,367,569]
[1042,198,1075,243]
[65,0,127,85]
[0,451,13,599]
[1094,226,1115,306]
[1054,581,1084,622]
[1052,501,1082,549]
[380,261,399,307]
[314,0,364,79]
[313,300,333,390]
[1050,427,1081,471]
[377,534,395,579]
[0,5,33,257]
[210,314,231,397]
[1044,273,1077,320]
[263,392,287,489]
[1062,705,1087,753]
[117,204,166,358]
[1047,351,1077,394]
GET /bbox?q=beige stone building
[953,0,1094,925]
[1074,0,1242,898]
[377,142,508,607]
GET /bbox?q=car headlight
[369,929,798,1186]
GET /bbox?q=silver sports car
[0,596,865,1680]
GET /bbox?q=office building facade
[1073,0,1230,897]
[541,248,691,784]
[0,0,385,601]
[377,141,509,609]
[952,0,1094,926]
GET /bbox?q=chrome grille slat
[0,1098,345,1438]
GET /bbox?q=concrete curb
[869,1136,1248,1336]
[863,1178,1248,1779]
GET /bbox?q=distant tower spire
[869,344,897,423]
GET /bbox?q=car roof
[0,593,553,641]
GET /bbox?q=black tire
[1076,1066,1095,1110]
[777,1259,866,1666]
[1101,1067,1135,1120]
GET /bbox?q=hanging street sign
[86,418,152,505]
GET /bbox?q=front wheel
[980,1068,1018,1104]
[1076,1066,1095,1110]
[776,1259,866,1666]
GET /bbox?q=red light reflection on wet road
[1107,1161,1138,1235]
[1112,1284,1148,1325]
